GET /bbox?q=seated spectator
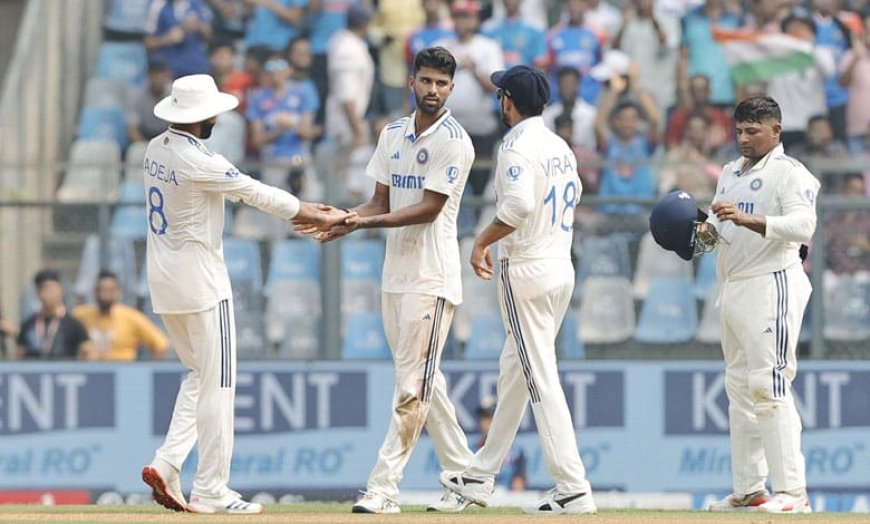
[838,11,870,155]
[547,0,603,104]
[666,74,732,151]
[789,114,850,193]
[244,0,308,52]
[613,0,681,114]
[127,60,172,144]
[555,112,600,194]
[17,270,95,360]
[205,0,247,42]
[73,270,169,361]
[144,0,213,78]
[677,0,742,107]
[825,174,870,294]
[475,397,527,492]
[437,0,504,194]
[594,74,660,215]
[482,0,548,69]
[542,67,596,150]
[659,112,719,201]
[767,13,836,151]
[247,58,319,194]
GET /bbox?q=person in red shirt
[666,74,733,150]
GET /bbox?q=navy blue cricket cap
[490,65,550,109]
[649,191,709,261]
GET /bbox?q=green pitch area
[3,504,870,524]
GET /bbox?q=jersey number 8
[544,181,577,232]
[148,186,168,235]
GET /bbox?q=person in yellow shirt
[74,270,169,361]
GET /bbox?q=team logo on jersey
[446,166,458,184]
[805,189,816,205]
[750,178,763,191]
[391,151,400,160]
[416,148,429,164]
[507,165,522,181]
[225,167,239,179]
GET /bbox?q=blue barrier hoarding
[0,361,867,498]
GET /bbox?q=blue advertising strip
[0,361,867,503]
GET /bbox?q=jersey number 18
[544,181,577,232]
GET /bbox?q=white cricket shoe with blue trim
[187,493,264,514]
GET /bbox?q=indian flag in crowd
[712,28,815,84]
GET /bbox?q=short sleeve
[495,149,536,228]
[365,127,392,186]
[765,165,820,242]
[424,136,472,196]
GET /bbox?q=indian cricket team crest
[416,148,429,164]
[750,178,763,191]
[507,165,522,181]
[446,166,458,183]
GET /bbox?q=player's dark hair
[734,95,782,124]
[413,46,457,78]
[208,40,235,56]
[97,269,118,282]
[556,66,580,82]
[286,34,310,55]
[610,100,643,120]
[687,111,710,126]
[34,269,61,287]
[512,100,545,118]
[807,114,830,128]
[781,14,817,36]
[245,45,272,66]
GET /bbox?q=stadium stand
[632,232,694,299]
[578,276,635,344]
[95,41,148,86]
[824,276,870,341]
[73,234,136,304]
[341,313,390,359]
[83,77,127,109]
[464,312,506,360]
[696,283,722,344]
[636,278,698,344]
[76,106,129,151]
[57,139,122,202]
[694,250,718,300]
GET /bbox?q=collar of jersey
[404,108,452,142]
[168,127,201,143]
[734,142,783,177]
[503,115,544,141]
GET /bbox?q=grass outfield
[2,504,870,523]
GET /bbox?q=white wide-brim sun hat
[154,74,239,124]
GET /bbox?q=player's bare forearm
[476,217,516,249]
[711,200,766,236]
[357,190,447,229]
[294,202,355,231]
[470,218,515,280]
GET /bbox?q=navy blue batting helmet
[649,191,709,261]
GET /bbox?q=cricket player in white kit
[307,47,475,514]
[140,74,350,514]
[700,96,819,514]
[441,65,596,515]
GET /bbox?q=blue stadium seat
[579,276,635,343]
[235,311,270,359]
[77,106,129,151]
[558,310,585,359]
[341,238,384,282]
[576,234,632,284]
[694,251,719,300]
[464,313,505,359]
[696,284,721,344]
[96,42,148,86]
[342,313,391,359]
[824,277,870,341]
[103,0,151,35]
[636,278,698,344]
[632,232,694,299]
[222,237,263,293]
[110,206,146,239]
[124,141,148,185]
[266,280,321,344]
[118,180,144,203]
[83,78,127,109]
[58,139,122,202]
[265,239,320,292]
[74,234,137,303]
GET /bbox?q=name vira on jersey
[543,154,575,177]
[144,157,179,186]
[391,173,425,189]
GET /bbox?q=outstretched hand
[292,203,358,234]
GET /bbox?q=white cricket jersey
[366,110,474,305]
[707,143,820,281]
[145,128,301,314]
[494,116,581,263]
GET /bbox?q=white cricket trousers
[467,258,591,495]
[720,266,812,495]
[154,299,237,499]
[366,292,473,501]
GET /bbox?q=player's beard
[200,121,216,139]
[500,99,511,129]
[415,91,443,115]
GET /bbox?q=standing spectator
[594,74,661,215]
[812,0,861,142]
[326,3,375,194]
[145,0,214,78]
[767,13,836,151]
[287,35,322,139]
[546,0,602,105]
[614,0,681,113]
[244,0,308,52]
[838,12,870,155]
[437,0,504,194]
[309,0,363,125]
[483,0,548,69]
[128,60,173,144]
[490,0,549,30]
[205,0,247,41]
[17,270,95,361]
[678,0,742,108]
[542,67,597,150]
[370,0,424,115]
[825,174,870,286]
[659,112,719,200]
[474,398,526,492]
[666,74,733,150]
[582,0,623,43]
[247,58,319,194]
[407,0,455,66]
[789,114,850,192]
[73,270,169,361]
